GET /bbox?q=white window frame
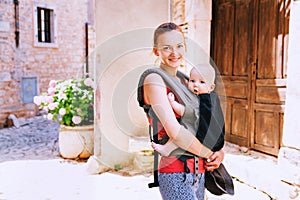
[33,2,57,48]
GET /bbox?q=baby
[152,64,225,156]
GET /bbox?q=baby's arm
[151,139,178,157]
[168,92,185,116]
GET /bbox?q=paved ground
[0,116,299,200]
[0,117,60,163]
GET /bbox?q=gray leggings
[158,172,205,200]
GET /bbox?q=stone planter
[133,150,154,172]
[59,125,94,159]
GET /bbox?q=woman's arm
[144,73,213,159]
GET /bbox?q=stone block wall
[0,0,95,127]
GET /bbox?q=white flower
[84,78,94,87]
[49,80,56,88]
[33,96,42,106]
[41,96,48,104]
[59,108,66,116]
[72,116,82,124]
[48,103,57,110]
[47,113,53,120]
[58,92,67,100]
[48,87,56,96]
[45,96,54,104]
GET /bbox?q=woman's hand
[205,149,224,172]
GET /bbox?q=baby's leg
[151,140,178,157]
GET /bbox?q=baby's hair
[153,22,184,46]
[192,64,216,85]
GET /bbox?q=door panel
[252,104,284,155]
[255,79,286,104]
[232,103,248,138]
[212,0,252,148]
[257,0,279,79]
[221,77,248,99]
[212,0,289,155]
[214,1,234,76]
[252,0,288,155]
[255,111,277,147]
[222,98,249,146]
[234,0,251,76]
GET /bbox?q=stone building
[89,0,300,192]
[0,0,95,127]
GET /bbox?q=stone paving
[0,116,60,162]
[0,116,298,200]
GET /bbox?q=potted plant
[34,77,94,159]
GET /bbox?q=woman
[139,22,224,199]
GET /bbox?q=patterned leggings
[158,172,205,200]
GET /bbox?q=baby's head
[188,64,216,95]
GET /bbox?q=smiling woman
[138,22,225,200]
[153,28,185,70]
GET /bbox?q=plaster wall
[93,0,169,167]
[281,0,300,149]
[93,0,213,169]
[278,0,300,186]
[185,0,212,60]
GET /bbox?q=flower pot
[59,125,94,159]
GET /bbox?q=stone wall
[0,0,18,126]
[0,0,94,127]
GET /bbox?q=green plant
[114,164,122,171]
[34,78,94,126]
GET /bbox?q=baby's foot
[151,142,170,157]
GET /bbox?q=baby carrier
[137,67,227,190]
[137,67,200,187]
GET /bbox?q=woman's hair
[153,22,184,46]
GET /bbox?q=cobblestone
[0,116,60,162]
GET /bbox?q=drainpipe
[85,22,89,77]
[14,0,19,48]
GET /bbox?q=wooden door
[211,0,289,155]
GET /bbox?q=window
[34,3,57,47]
[37,7,51,43]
